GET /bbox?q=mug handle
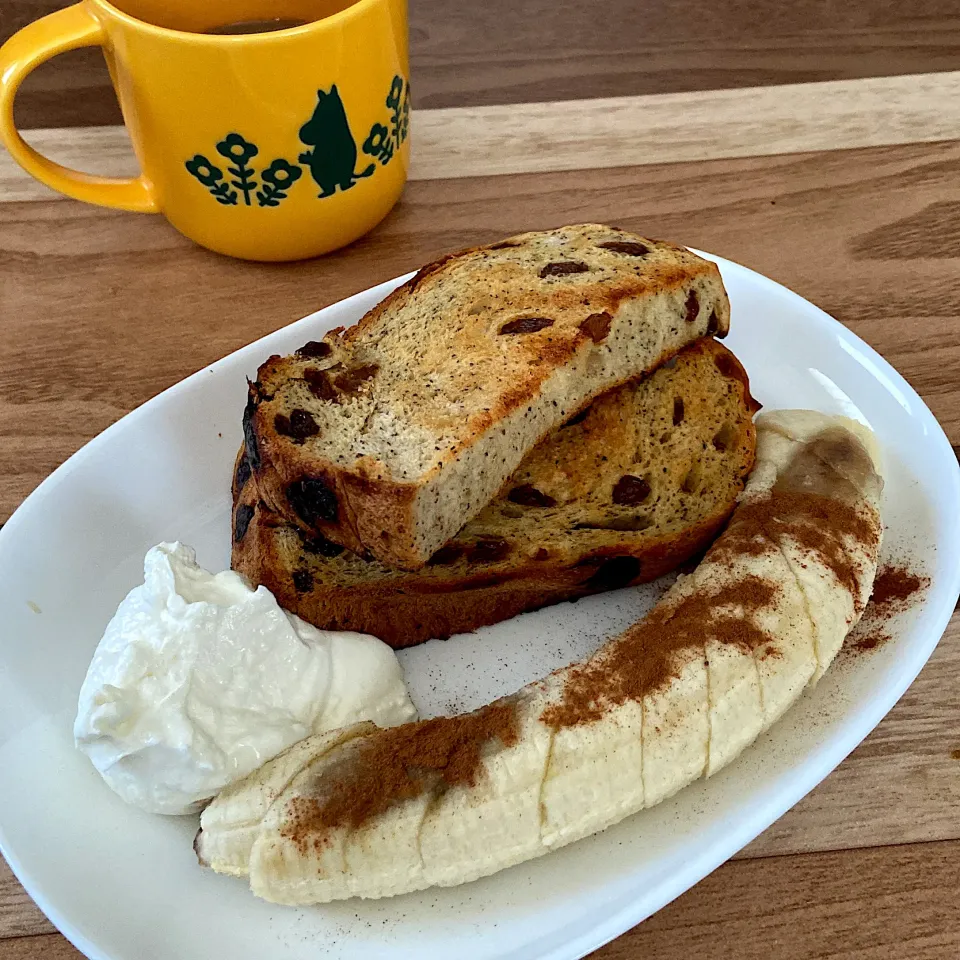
[0,3,158,212]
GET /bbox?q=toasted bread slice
[233,339,758,648]
[245,224,730,570]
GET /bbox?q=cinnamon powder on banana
[541,575,779,728]
[283,701,519,846]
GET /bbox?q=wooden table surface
[2,2,960,958]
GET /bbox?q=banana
[196,410,883,904]
[194,723,374,877]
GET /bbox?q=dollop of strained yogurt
[74,542,416,815]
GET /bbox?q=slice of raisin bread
[233,338,758,649]
[245,224,730,571]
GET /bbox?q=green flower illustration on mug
[216,133,259,205]
[362,123,393,166]
[184,155,237,205]
[185,134,302,208]
[257,159,303,206]
[362,75,410,167]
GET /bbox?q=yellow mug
[0,0,409,261]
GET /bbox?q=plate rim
[1,252,958,960]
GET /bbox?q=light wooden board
[5,72,960,202]
[596,839,960,960]
[0,861,51,939]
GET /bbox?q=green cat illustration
[298,86,375,197]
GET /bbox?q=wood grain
[6,0,960,127]
[593,840,960,960]
[0,862,51,939]
[0,935,80,960]
[8,72,960,203]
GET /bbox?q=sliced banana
[196,411,883,904]
[421,692,552,886]
[745,410,883,679]
[642,646,709,807]
[195,723,373,877]
[249,734,388,904]
[540,682,644,848]
[704,635,762,776]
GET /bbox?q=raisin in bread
[245,224,730,571]
[233,338,759,648]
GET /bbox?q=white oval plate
[0,255,957,960]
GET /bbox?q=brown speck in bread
[499,317,554,335]
[673,397,685,426]
[539,261,589,278]
[293,568,314,592]
[466,537,511,564]
[507,484,557,508]
[428,544,465,566]
[235,453,251,493]
[598,515,653,532]
[304,367,339,402]
[242,388,261,470]
[301,531,345,558]
[714,352,737,378]
[563,407,591,427]
[233,504,254,542]
[275,409,320,444]
[333,364,378,395]
[713,423,736,451]
[296,340,332,359]
[287,477,338,525]
[584,556,642,590]
[579,311,613,343]
[681,466,700,493]
[684,290,700,323]
[613,475,652,505]
[534,548,550,561]
[598,240,649,257]
[706,309,721,336]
